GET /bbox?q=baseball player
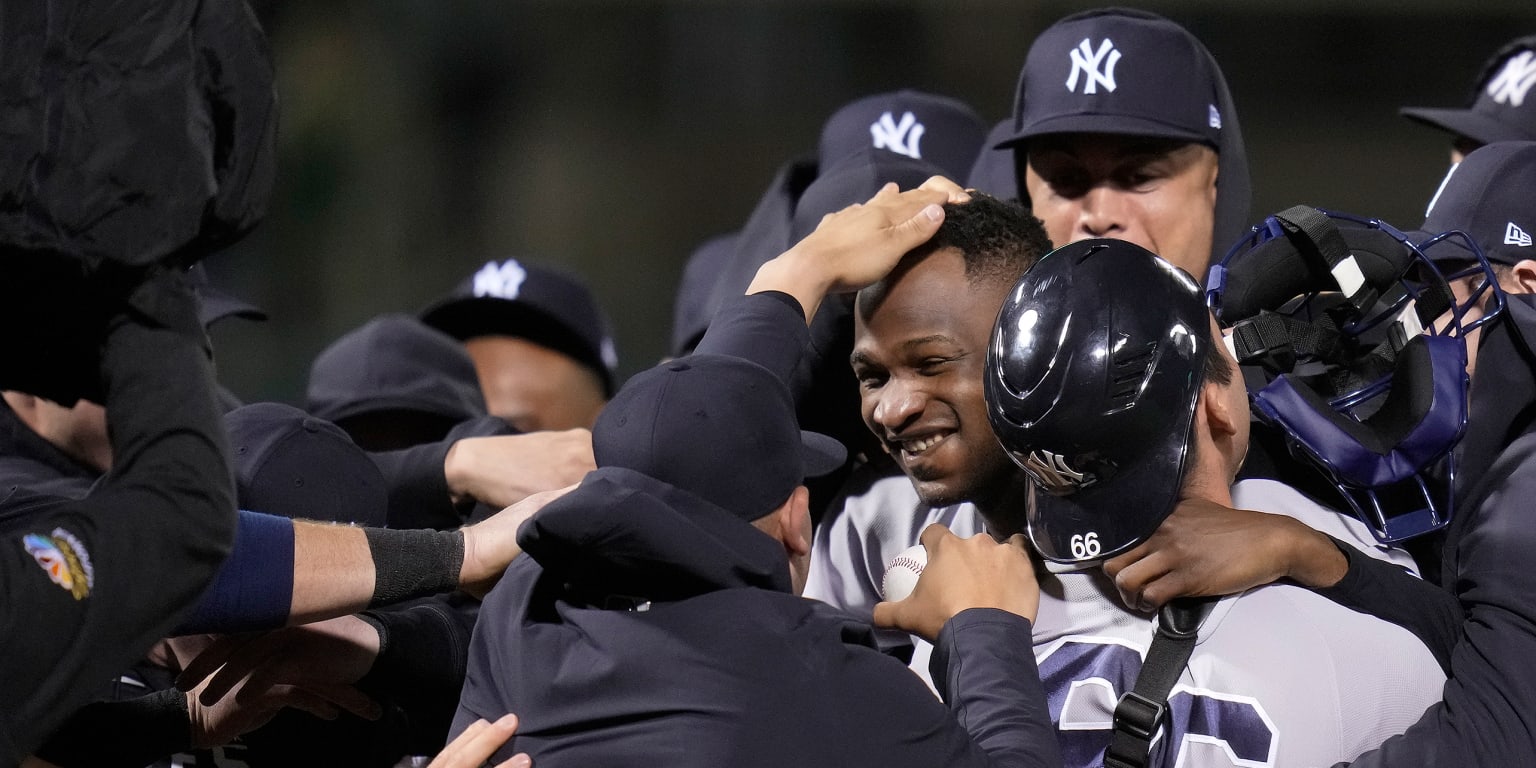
[1099,142,1536,766]
[997,8,1251,282]
[420,259,617,434]
[450,183,1067,768]
[1401,35,1536,161]
[807,194,1445,767]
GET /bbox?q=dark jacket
[0,278,237,764]
[454,466,1060,768]
[1326,293,1536,766]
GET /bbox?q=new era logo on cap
[1506,222,1532,247]
[869,111,925,159]
[1066,38,1121,95]
[1488,51,1536,108]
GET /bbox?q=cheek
[1024,178,1077,244]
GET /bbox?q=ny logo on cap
[870,111,926,159]
[1023,449,1087,494]
[474,259,528,300]
[1506,222,1533,248]
[1487,50,1536,107]
[1066,38,1121,95]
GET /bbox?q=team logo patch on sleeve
[22,528,95,600]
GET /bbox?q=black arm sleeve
[371,415,515,530]
[1313,535,1461,674]
[32,688,191,768]
[693,291,810,387]
[0,273,237,763]
[1331,436,1536,767]
[931,608,1063,768]
[357,594,479,754]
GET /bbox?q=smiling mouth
[894,432,951,460]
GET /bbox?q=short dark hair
[1202,330,1234,388]
[904,193,1054,289]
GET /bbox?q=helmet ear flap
[1250,334,1468,542]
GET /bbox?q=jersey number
[1038,638,1277,768]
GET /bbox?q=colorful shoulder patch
[22,528,95,600]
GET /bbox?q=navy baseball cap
[189,263,267,329]
[819,89,987,183]
[421,259,620,396]
[1401,36,1536,146]
[225,402,388,526]
[592,354,845,522]
[670,233,738,358]
[1413,141,1536,267]
[967,120,1022,202]
[791,150,949,243]
[306,313,486,426]
[998,8,1227,150]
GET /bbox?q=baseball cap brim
[996,113,1214,151]
[422,296,615,394]
[800,430,848,479]
[199,286,268,328]
[1407,228,1482,266]
[1023,409,1195,565]
[1399,107,1535,146]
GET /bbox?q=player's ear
[782,485,812,558]
[1509,259,1536,294]
[1201,380,1240,440]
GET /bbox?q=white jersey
[807,472,1445,768]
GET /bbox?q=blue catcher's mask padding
[1207,205,1505,542]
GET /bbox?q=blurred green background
[208,0,1535,405]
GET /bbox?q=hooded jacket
[453,466,1060,768]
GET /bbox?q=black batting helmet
[985,239,1212,563]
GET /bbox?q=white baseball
[881,544,928,602]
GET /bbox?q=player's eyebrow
[900,334,959,351]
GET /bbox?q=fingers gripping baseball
[872,524,1040,642]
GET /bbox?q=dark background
[208,0,1535,404]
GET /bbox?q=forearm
[1312,536,1459,673]
[931,608,1062,768]
[358,595,479,753]
[693,290,811,388]
[744,248,836,326]
[372,440,461,530]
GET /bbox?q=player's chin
[909,476,972,509]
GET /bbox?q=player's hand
[747,181,953,320]
[170,616,383,748]
[871,524,1040,642]
[445,430,594,509]
[430,715,531,768]
[459,484,575,598]
[1102,497,1349,611]
[916,174,974,205]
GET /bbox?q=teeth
[901,435,943,454]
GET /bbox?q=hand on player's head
[871,523,1040,642]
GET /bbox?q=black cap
[225,402,388,526]
[670,233,738,358]
[818,89,987,182]
[967,120,1023,202]
[1414,141,1536,266]
[592,354,845,522]
[791,150,949,243]
[986,239,1210,564]
[998,8,1227,150]
[421,259,619,396]
[189,263,267,329]
[1401,36,1536,146]
[306,313,486,426]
